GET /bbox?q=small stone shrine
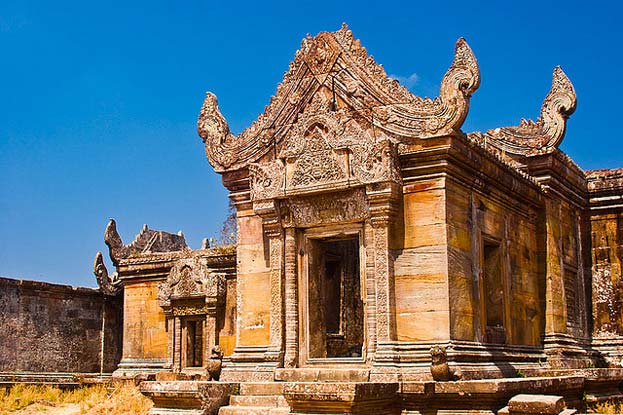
[93,25,623,414]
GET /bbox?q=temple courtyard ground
[0,383,152,415]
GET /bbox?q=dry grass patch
[0,383,152,415]
[588,399,623,414]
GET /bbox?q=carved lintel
[468,66,576,157]
[285,188,370,228]
[93,251,122,296]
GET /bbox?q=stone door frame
[297,223,367,367]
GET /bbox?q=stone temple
[2,24,623,414]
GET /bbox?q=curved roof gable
[198,24,480,172]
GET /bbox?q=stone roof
[103,219,188,265]
[587,168,623,193]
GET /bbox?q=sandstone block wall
[0,277,122,373]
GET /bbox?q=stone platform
[138,369,623,415]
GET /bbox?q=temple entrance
[182,317,204,368]
[303,230,364,362]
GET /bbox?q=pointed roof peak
[199,28,480,172]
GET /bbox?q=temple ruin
[3,24,623,414]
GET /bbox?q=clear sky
[1,0,621,287]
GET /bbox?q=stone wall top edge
[116,248,236,265]
[586,167,623,193]
[0,276,101,296]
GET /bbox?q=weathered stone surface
[140,381,237,415]
[0,276,121,373]
[284,382,399,414]
[507,394,565,415]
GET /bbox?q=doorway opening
[182,318,204,368]
[306,234,364,359]
[483,240,506,344]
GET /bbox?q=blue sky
[1,0,621,286]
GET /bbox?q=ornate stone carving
[285,189,370,227]
[430,345,462,381]
[249,160,285,201]
[371,38,480,139]
[469,66,576,157]
[206,346,223,381]
[104,219,188,264]
[289,126,347,188]
[92,251,121,296]
[248,98,401,201]
[198,24,479,173]
[158,257,225,309]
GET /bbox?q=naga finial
[197,92,237,171]
[440,38,481,101]
[93,251,121,296]
[104,218,129,264]
[468,66,576,157]
[538,66,577,151]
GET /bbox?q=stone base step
[219,406,289,415]
[229,395,288,407]
[275,368,370,382]
[239,382,285,396]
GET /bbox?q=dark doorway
[183,318,204,367]
[307,236,364,359]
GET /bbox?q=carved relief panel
[158,257,226,372]
[249,98,401,202]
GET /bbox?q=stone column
[173,316,182,372]
[367,182,400,351]
[265,223,285,365]
[165,315,174,369]
[283,226,299,367]
[204,303,218,366]
[364,220,378,359]
[254,200,286,366]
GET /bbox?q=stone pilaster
[367,182,401,357]
[283,226,299,368]
[254,200,286,366]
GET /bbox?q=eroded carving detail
[104,219,188,264]
[285,189,369,227]
[469,66,576,157]
[158,257,225,309]
[249,100,401,200]
[289,126,347,188]
[92,251,121,296]
[198,24,479,173]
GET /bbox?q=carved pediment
[468,67,576,158]
[158,257,225,309]
[198,24,480,173]
[248,93,401,200]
